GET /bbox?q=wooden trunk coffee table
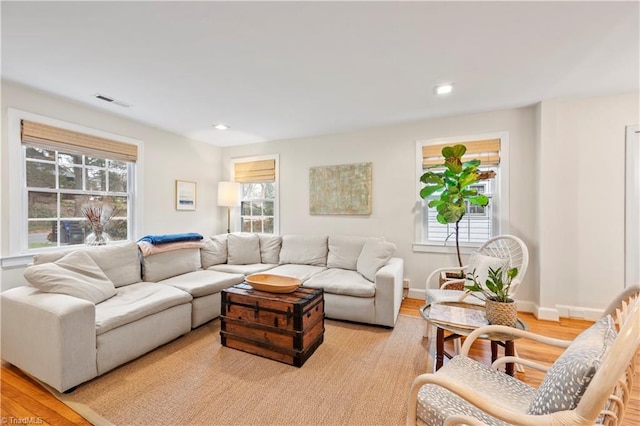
[220,283,324,367]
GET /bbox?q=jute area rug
[52,315,431,426]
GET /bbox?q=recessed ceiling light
[213,124,230,130]
[434,84,454,95]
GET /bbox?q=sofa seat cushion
[159,270,244,298]
[95,282,192,335]
[208,263,277,275]
[266,264,327,282]
[303,268,375,298]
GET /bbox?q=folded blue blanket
[138,233,204,245]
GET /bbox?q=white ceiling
[2,1,638,147]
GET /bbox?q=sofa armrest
[373,257,404,327]
[1,286,97,392]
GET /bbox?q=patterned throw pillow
[527,315,617,414]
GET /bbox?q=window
[241,183,276,233]
[232,155,279,234]
[423,176,495,245]
[415,133,509,251]
[25,146,132,249]
[7,110,141,255]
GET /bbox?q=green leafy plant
[464,266,518,303]
[419,144,495,266]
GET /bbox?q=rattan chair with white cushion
[422,234,529,348]
[407,288,640,426]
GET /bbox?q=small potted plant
[464,266,519,327]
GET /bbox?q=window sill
[2,240,133,269]
[1,254,34,269]
[412,243,480,255]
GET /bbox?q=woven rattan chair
[407,287,640,426]
[425,234,529,298]
[422,235,529,343]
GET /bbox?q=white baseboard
[515,300,536,314]
[404,288,601,322]
[407,288,425,300]
[556,304,602,322]
[535,306,560,322]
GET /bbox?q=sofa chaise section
[1,242,195,392]
[94,281,192,374]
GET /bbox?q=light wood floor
[1,297,638,425]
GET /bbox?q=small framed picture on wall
[176,180,197,211]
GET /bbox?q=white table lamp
[218,181,241,233]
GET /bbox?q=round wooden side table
[419,302,528,375]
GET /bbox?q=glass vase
[85,225,111,246]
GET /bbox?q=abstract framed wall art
[309,162,372,215]
[176,180,197,211]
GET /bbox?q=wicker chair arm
[459,325,573,357]
[425,265,467,290]
[491,356,551,372]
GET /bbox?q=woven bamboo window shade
[422,138,500,168]
[234,159,276,183]
[21,120,138,162]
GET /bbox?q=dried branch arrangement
[81,203,119,229]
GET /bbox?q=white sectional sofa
[1,233,403,392]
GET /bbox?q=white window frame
[230,154,280,235]
[5,108,144,264]
[413,131,510,253]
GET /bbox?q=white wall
[2,81,636,316]
[1,82,223,290]
[538,91,639,320]
[221,107,538,308]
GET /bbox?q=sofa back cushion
[227,233,261,265]
[258,234,282,264]
[24,250,117,304]
[279,235,328,266]
[201,234,228,269]
[356,238,396,282]
[33,241,141,287]
[527,315,617,415]
[143,248,201,282]
[327,236,367,271]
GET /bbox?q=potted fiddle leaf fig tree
[419,144,495,267]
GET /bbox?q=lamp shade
[217,181,241,207]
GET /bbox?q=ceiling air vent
[92,93,132,108]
